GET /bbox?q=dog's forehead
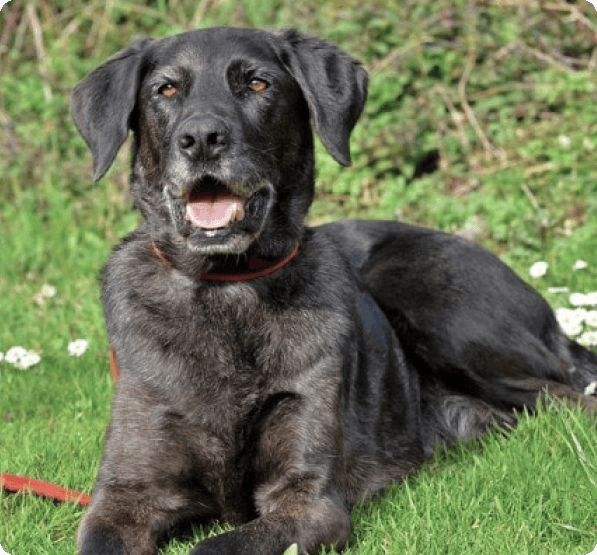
[153,28,281,70]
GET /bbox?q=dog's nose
[176,117,229,161]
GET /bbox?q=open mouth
[185,177,248,235]
[167,175,272,253]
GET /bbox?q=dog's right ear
[71,38,152,181]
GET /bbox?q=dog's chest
[109,271,344,520]
[110,265,336,415]
[136,270,328,370]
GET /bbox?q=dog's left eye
[248,79,268,93]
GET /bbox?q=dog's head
[71,28,367,260]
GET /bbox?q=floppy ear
[70,38,152,181]
[274,29,368,166]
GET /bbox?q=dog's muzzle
[164,176,274,252]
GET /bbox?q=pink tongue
[186,191,243,230]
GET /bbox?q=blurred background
[2,0,597,269]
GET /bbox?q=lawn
[1,1,597,554]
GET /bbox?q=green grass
[346,403,597,555]
[1,0,597,554]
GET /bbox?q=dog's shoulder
[297,226,359,304]
[103,227,176,287]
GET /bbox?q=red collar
[151,241,300,282]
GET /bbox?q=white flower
[585,311,597,327]
[452,111,464,124]
[529,261,548,278]
[41,284,56,297]
[570,293,590,307]
[5,347,29,364]
[5,346,41,369]
[570,292,597,307]
[68,339,89,357]
[584,381,597,396]
[578,331,597,348]
[558,135,571,147]
[547,286,569,294]
[573,260,588,270]
[583,138,594,150]
[33,283,57,305]
[20,352,40,369]
[555,307,586,337]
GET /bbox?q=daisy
[5,347,41,369]
[585,311,597,328]
[570,293,592,307]
[529,261,548,278]
[555,307,586,337]
[558,135,571,147]
[547,286,569,294]
[578,331,597,348]
[32,284,57,306]
[68,339,90,357]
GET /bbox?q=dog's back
[324,220,597,413]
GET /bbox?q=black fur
[71,27,597,555]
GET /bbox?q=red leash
[0,351,121,507]
[1,242,299,507]
[0,474,91,507]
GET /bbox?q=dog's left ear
[274,29,368,166]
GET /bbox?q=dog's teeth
[233,204,245,222]
[205,230,218,237]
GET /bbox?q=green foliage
[3,0,597,264]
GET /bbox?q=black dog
[71,28,597,555]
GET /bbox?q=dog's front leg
[78,379,220,555]
[191,386,352,555]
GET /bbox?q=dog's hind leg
[420,381,517,453]
[420,374,596,456]
[358,224,597,417]
[507,377,597,413]
[566,338,597,394]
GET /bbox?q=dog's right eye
[159,83,178,98]
[248,79,268,93]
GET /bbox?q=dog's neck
[151,240,300,282]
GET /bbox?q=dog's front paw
[190,532,300,555]
[189,532,239,555]
[78,528,128,555]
